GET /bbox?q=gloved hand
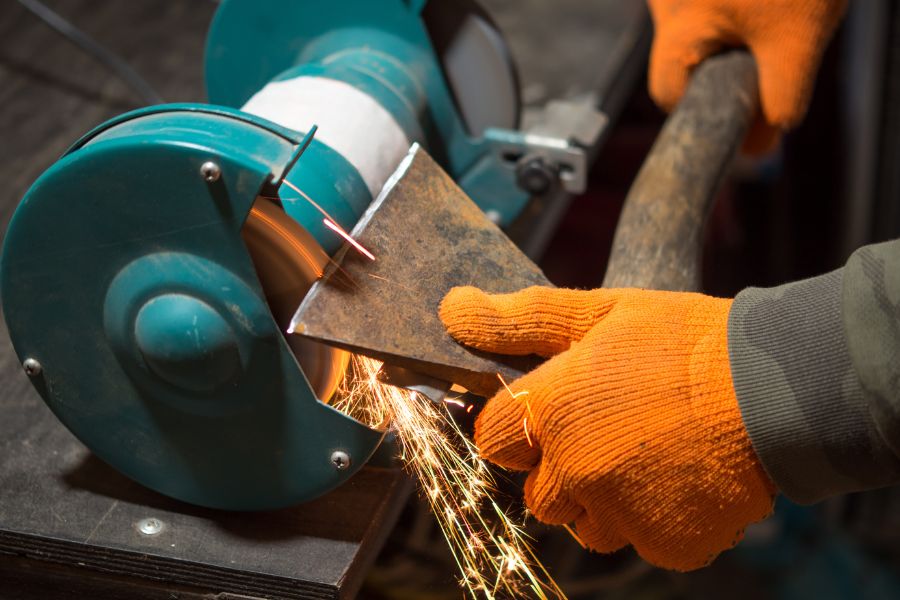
[440,286,776,571]
[647,0,847,153]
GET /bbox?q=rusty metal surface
[292,145,551,397]
[603,50,759,291]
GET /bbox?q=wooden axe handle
[603,50,759,292]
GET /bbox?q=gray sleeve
[727,239,900,504]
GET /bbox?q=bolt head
[22,358,42,377]
[136,517,164,535]
[515,157,556,195]
[330,450,351,471]
[200,161,221,183]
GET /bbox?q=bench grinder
[1,0,584,510]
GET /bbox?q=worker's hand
[440,286,776,571]
[647,0,847,153]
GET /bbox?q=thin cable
[16,0,164,105]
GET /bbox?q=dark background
[3,1,900,598]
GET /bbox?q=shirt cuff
[728,269,900,504]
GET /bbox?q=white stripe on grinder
[242,76,411,198]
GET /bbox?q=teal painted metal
[0,105,384,510]
[66,103,371,257]
[204,0,530,224]
[66,103,307,155]
[133,293,242,394]
[281,135,372,255]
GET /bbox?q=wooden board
[0,392,409,598]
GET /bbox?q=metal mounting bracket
[485,98,607,195]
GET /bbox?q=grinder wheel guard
[0,105,388,510]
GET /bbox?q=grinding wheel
[241,198,350,403]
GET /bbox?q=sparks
[331,356,566,599]
[248,206,323,278]
[367,273,417,294]
[280,179,376,261]
[282,178,335,221]
[562,523,587,549]
[497,373,530,403]
[444,397,467,409]
[497,373,535,453]
[323,218,376,261]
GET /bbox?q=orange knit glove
[439,286,776,571]
[648,0,847,153]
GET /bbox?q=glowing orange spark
[367,273,417,294]
[248,206,323,278]
[282,179,335,221]
[323,218,376,261]
[563,523,587,549]
[497,373,535,455]
[279,178,375,261]
[496,373,530,403]
[466,405,474,414]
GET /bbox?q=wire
[15,0,164,105]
